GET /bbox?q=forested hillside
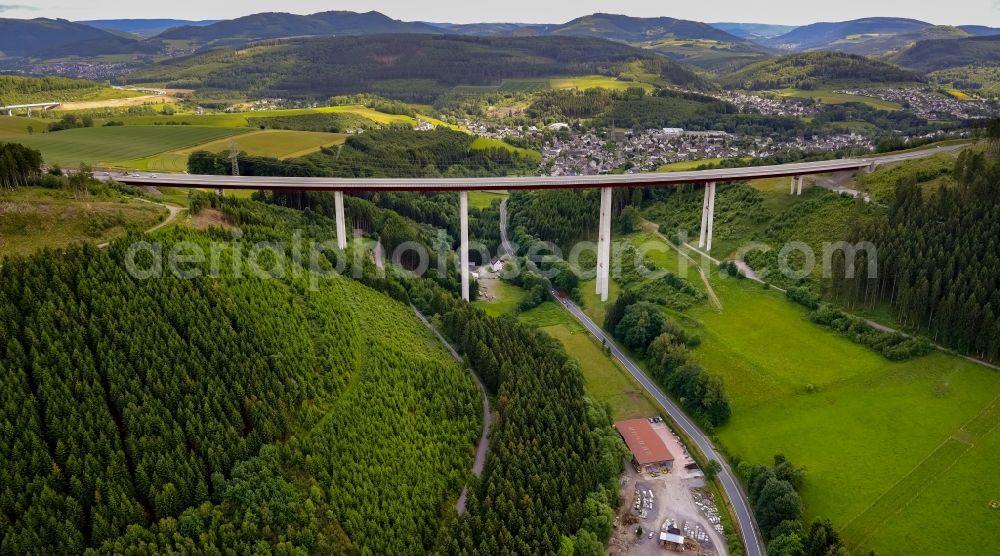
[549,13,744,43]
[892,35,1000,72]
[721,51,924,90]
[0,18,127,58]
[831,149,1000,360]
[762,17,930,51]
[0,76,109,106]
[0,212,485,553]
[155,10,439,47]
[122,34,702,102]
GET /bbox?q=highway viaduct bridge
[0,102,61,116]
[115,157,884,302]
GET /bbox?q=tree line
[829,149,1000,361]
[605,290,732,428]
[0,142,43,188]
[733,454,848,556]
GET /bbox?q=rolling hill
[892,34,1000,72]
[721,51,925,90]
[422,22,554,36]
[959,25,1000,37]
[79,18,219,38]
[540,13,772,71]
[832,25,974,57]
[710,22,798,40]
[548,13,744,43]
[764,17,931,51]
[155,10,440,48]
[0,17,137,59]
[123,34,706,101]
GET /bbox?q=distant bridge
[1,102,60,116]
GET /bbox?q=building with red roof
[614,418,675,473]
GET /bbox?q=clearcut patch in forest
[0,186,167,257]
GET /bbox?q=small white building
[660,530,685,547]
[547,122,570,131]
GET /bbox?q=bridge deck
[114,158,873,192]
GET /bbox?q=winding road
[499,199,765,556]
[97,198,185,249]
[411,307,493,516]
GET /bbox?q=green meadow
[0,125,247,167]
[592,228,1000,554]
[115,130,347,171]
[777,88,903,111]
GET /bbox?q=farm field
[945,89,973,101]
[0,116,58,135]
[116,105,418,128]
[0,187,167,257]
[590,230,1000,554]
[777,88,903,111]
[0,125,248,167]
[115,129,347,171]
[550,75,655,92]
[57,94,177,112]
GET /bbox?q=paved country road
[499,199,766,556]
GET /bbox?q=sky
[2,0,1000,26]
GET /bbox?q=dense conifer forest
[0,187,627,553]
[831,149,1000,360]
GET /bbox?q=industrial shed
[614,418,674,473]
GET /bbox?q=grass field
[470,137,542,161]
[0,126,248,167]
[586,230,1000,554]
[517,302,660,420]
[116,130,347,171]
[0,187,167,257]
[550,75,655,92]
[0,116,58,135]
[777,88,903,111]
[473,279,525,317]
[117,105,416,128]
[467,190,507,210]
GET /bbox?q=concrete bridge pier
[460,191,470,301]
[796,176,805,195]
[334,191,347,250]
[699,182,717,252]
[596,187,613,302]
[790,176,796,194]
